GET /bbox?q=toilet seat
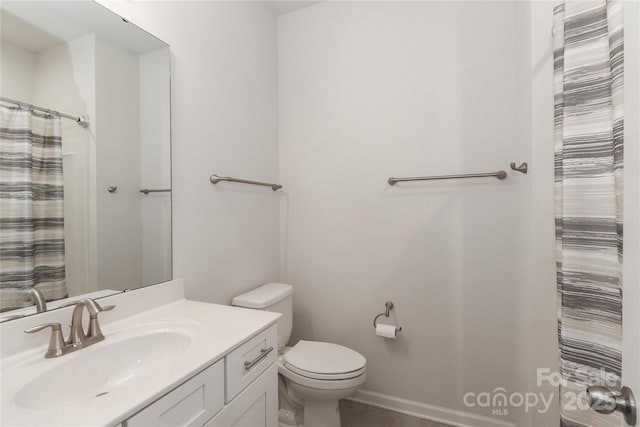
[283,340,366,381]
[284,363,366,380]
[278,359,367,392]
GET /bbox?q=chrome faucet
[0,288,47,314]
[25,288,47,313]
[24,323,70,358]
[24,298,115,358]
[67,298,115,346]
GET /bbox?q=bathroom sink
[1,298,281,426]
[12,327,193,410]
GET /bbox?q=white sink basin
[14,330,192,410]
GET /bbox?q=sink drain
[95,392,109,397]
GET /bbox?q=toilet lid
[283,341,366,380]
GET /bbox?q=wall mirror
[0,1,171,321]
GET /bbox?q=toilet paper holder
[373,301,402,333]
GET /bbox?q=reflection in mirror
[0,1,171,321]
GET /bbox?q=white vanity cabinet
[123,324,278,427]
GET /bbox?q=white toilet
[232,283,366,427]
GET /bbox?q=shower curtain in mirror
[0,106,68,310]
[554,1,623,426]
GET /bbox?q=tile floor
[339,400,453,427]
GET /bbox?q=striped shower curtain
[0,106,68,310]
[554,1,624,426]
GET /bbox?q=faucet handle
[91,299,115,314]
[60,298,115,314]
[76,298,115,316]
[24,322,61,334]
[81,299,115,342]
[24,322,69,358]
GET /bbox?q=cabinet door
[125,360,224,427]
[206,363,277,427]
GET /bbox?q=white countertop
[1,299,280,426]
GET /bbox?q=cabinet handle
[244,346,274,370]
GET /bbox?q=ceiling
[267,1,324,16]
[1,1,324,54]
[1,9,63,53]
[1,1,167,54]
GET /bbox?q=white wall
[622,0,640,405]
[278,2,521,422]
[0,42,36,102]
[512,1,560,425]
[139,48,172,286]
[98,1,280,303]
[36,36,95,298]
[95,36,142,291]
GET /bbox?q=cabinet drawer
[125,360,224,427]
[225,325,277,402]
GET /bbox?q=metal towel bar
[210,174,282,191]
[388,170,507,185]
[140,189,171,195]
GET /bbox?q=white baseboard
[346,389,515,427]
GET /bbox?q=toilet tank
[232,283,293,351]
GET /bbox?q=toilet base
[278,374,345,427]
[278,401,341,427]
[277,358,365,427]
[303,400,341,427]
[278,408,298,427]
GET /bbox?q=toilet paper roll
[375,323,397,339]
